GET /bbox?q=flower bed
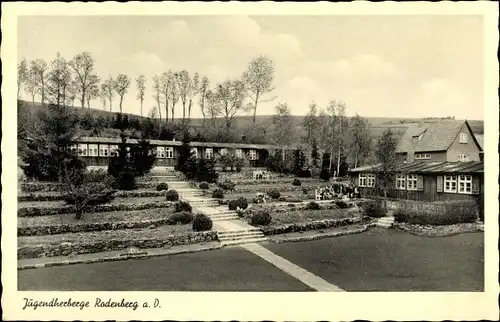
[18,228,217,259]
[18,190,166,202]
[18,200,174,217]
[259,217,365,236]
[393,222,484,237]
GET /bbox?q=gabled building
[396,120,483,163]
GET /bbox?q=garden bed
[393,222,484,237]
[18,190,167,202]
[18,208,178,236]
[259,216,366,236]
[17,227,217,259]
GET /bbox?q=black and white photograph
[2,1,499,321]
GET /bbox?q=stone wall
[19,190,167,202]
[260,216,364,236]
[18,231,218,259]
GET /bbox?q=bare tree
[113,74,131,114]
[100,83,108,110]
[24,64,40,105]
[46,53,72,107]
[69,52,98,109]
[204,89,220,129]
[242,55,276,125]
[198,76,209,126]
[349,114,372,168]
[17,58,29,100]
[102,76,115,112]
[152,75,162,122]
[148,106,158,119]
[188,72,200,119]
[176,70,192,120]
[31,59,49,104]
[272,102,294,161]
[160,71,174,122]
[214,79,247,133]
[170,72,180,122]
[66,80,79,107]
[136,75,146,117]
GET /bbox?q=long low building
[348,161,484,202]
[69,136,287,168]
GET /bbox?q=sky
[17,15,484,120]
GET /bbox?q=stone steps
[217,229,267,246]
[208,213,239,221]
[376,216,395,228]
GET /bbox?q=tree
[46,53,72,107]
[188,72,200,119]
[113,74,131,114]
[129,139,155,177]
[174,133,197,178]
[302,102,320,165]
[349,114,372,168]
[136,75,146,117]
[69,52,98,109]
[161,71,174,123]
[375,129,398,198]
[332,102,349,177]
[204,89,220,129]
[66,80,78,107]
[31,59,49,104]
[86,75,100,109]
[293,148,306,175]
[272,102,294,162]
[108,133,137,190]
[17,58,29,100]
[214,79,247,133]
[103,76,115,112]
[169,72,180,122]
[24,64,40,105]
[176,70,192,120]
[242,55,276,125]
[100,83,108,110]
[152,75,162,122]
[198,76,209,126]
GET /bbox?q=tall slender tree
[113,74,131,114]
[136,75,146,117]
[47,52,72,107]
[375,129,398,198]
[214,79,247,133]
[103,76,115,112]
[272,102,294,162]
[198,76,209,126]
[86,75,100,109]
[153,75,162,122]
[17,58,29,100]
[69,52,98,109]
[24,64,40,105]
[349,114,372,168]
[31,59,49,104]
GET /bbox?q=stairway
[206,210,239,222]
[217,228,267,246]
[376,216,395,228]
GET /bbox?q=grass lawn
[18,246,313,291]
[18,223,193,248]
[17,196,168,209]
[18,207,176,229]
[265,228,484,291]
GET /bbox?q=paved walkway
[242,243,344,292]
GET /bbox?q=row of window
[415,153,431,160]
[70,144,258,160]
[359,173,474,194]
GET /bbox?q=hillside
[19,100,484,146]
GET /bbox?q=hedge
[394,201,477,225]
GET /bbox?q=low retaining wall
[393,222,484,237]
[19,190,167,202]
[259,216,365,236]
[18,201,174,217]
[18,231,218,259]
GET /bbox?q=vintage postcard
[2,1,499,321]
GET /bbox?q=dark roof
[475,134,484,150]
[348,161,483,174]
[75,136,282,150]
[396,120,468,153]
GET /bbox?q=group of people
[315,183,361,200]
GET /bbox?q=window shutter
[436,176,443,192]
[417,175,424,191]
[471,176,480,195]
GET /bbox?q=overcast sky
[18,15,484,120]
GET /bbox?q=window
[220,148,228,156]
[396,174,406,190]
[165,147,174,159]
[206,148,213,159]
[459,133,468,144]
[191,147,198,158]
[88,144,98,157]
[444,175,457,193]
[407,174,418,190]
[458,175,472,194]
[359,174,367,187]
[157,147,166,158]
[458,154,470,162]
[99,145,109,157]
[109,145,118,156]
[77,144,88,157]
[412,136,419,143]
[367,174,375,187]
[68,144,77,153]
[415,153,431,160]
[235,149,243,158]
[249,149,257,160]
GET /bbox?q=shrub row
[18,201,174,217]
[260,217,363,236]
[228,197,249,210]
[19,190,168,202]
[394,201,477,225]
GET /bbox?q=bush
[156,182,169,191]
[196,157,219,183]
[305,201,321,210]
[266,188,281,199]
[115,170,137,190]
[335,200,350,209]
[319,168,331,181]
[174,200,192,213]
[218,180,236,191]
[302,187,309,195]
[361,199,386,217]
[166,189,180,201]
[199,182,210,190]
[229,197,249,210]
[394,201,477,225]
[212,188,224,199]
[296,169,312,178]
[251,210,272,226]
[168,211,194,225]
[292,178,301,186]
[192,213,213,231]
